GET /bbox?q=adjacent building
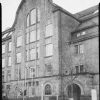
[2,0,99,100]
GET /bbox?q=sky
[1,0,100,31]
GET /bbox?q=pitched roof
[74,5,98,19]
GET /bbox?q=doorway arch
[67,84,81,100]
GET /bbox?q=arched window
[27,14,29,27]
[45,84,52,95]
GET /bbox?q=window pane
[17,36,22,47]
[2,44,5,54]
[79,44,84,54]
[75,66,79,74]
[30,68,35,78]
[26,33,29,44]
[80,65,84,73]
[46,44,53,56]
[7,70,11,81]
[37,9,40,22]
[27,14,29,27]
[8,42,12,51]
[2,59,5,68]
[30,30,36,42]
[75,45,78,54]
[26,50,29,61]
[45,24,53,37]
[36,47,40,59]
[30,49,36,60]
[37,29,40,40]
[30,9,36,25]
[16,53,21,63]
[8,57,11,66]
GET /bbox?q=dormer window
[76,31,86,37]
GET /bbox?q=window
[17,36,22,47]
[37,9,40,22]
[15,69,18,80]
[75,65,84,74]
[29,49,36,60]
[30,9,36,25]
[26,50,29,61]
[80,65,84,73]
[45,63,52,72]
[45,84,52,95]
[26,33,29,44]
[46,43,53,56]
[2,59,5,68]
[16,53,21,63]
[75,44,84,54]
[30,30,36,42]
[76,31,86,37]
[37,29,40,40]
[8,57,11,66]
[7,70,11,81]
[27,14,29,27]
[77,33,81,37]
[8,42,12,51]
[2,71,4,82]
[2,44,5,54]
[36,47,40,59]
[30,68,35,78]
[79,44,84,54]
[75,66,79,74]
[75,45,78,54]
[45,24,53,37]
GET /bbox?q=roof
[74,5,98,20]
[72,5,99,33]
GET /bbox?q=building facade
[2,0,99,100]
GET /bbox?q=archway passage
[67,84,81,100]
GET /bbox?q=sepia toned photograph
[1,0,99,100]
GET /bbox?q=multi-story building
[2,0,99,100]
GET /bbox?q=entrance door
[67,84,81,100]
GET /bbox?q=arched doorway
[67,84,81,100]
